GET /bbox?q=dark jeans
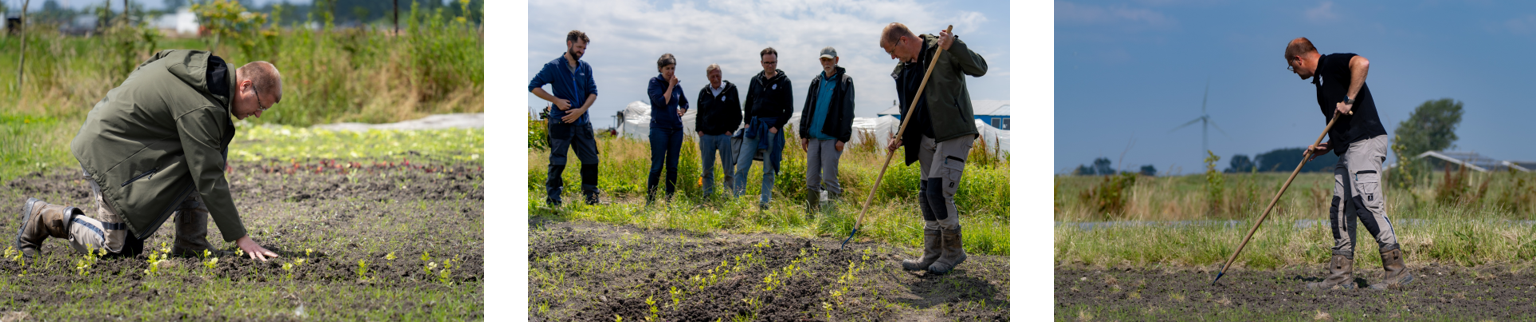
[647,127,684,201]
[547,122,601,205]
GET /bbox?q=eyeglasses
[1286,64,1294,72]
[251,84,270,112]
[762,60,777,65]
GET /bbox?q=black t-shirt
[895,40,935,139]
[1313,53,1388,155]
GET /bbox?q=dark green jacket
[71,49,246,242]
[893,34,988,163]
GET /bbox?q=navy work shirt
[1313,53,1388,156]
[529,55,599,125]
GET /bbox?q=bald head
[880,22,923,62]
[881,22,916,46]
[1284,37,1317,60]
[236,61,283,103]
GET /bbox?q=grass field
[528,123,1012,256]
[1056,169,1536,268]
[1057,166,1536,320]
[525,125,1013,319]
[1,124,484,320]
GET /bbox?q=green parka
[892,33,988,164]
[70,49,246,242]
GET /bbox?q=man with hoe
[1285,37,1413,290]
[16,49,282,262]
[881,23,987,275]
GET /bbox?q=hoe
[1212,109,1347,286]
[842,25,952,249]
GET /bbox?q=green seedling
[438,259,454,285]
[645,295,658,321]
[669,286,682,307]
[357,259,369,281]
[75,246,100,276]
[386,251,397,261]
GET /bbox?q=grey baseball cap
[819,47,837,59]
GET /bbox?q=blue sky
[1056,1,1536,175]
[526,0,1010,129]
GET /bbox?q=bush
[1079,172,1137,217]
[529,120,549,151]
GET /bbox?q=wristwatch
[1343,97,1355,105]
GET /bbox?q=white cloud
[1499,14,1536,35]
[1305,1,1338,23]
[527,0,1008,127]
[1055,1,1174,28]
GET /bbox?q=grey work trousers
[917,135,975,231]
[805,139,844,198]
[1329,134,1399,256]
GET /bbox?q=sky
[525,0,1011,129]
[1056,1,1536,175]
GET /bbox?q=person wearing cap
[797,46,856,212]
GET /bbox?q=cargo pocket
[1354,170,1382,211]
[941,155,967,197]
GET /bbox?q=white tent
[619,100,1005,155]
[621,101,700,141]
[974,119,1010,154]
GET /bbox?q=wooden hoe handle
[843,25,953,249]
[1213,111,1342,285]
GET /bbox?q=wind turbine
[1170,82,1228,154]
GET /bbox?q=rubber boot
[927,225,967,274]
[168,207,216,258]
[805,190,820,213]
[1369,248,1413,290]
[901,228,942,271]
[581,165,601,205]
[15,198,79,257]
[1306,254,1355,290]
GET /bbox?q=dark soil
[1,159,483,319]
[1057,263,1536,320]
[529,218,1010,321]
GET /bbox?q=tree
[1139,165,1157,176]
[1394,98,1463,162]
[1092,157,1113,176]
[1225,154,1255,173]
[1255,147,1338,173]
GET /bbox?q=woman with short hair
[646,53,688,203]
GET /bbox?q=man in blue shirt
[1285,37,1409,291]
[797,47,855,212]
[529,30,601,206]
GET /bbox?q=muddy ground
[529,219,1010,321]
[1057,263,1536,320]
[1,159,483,320]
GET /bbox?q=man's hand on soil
[236,235,280,262]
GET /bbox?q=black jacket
[744,69,794,130]
[798,66,856,142]
[695,81,742,135]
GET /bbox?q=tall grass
[1057,203,1536,269]
[1056,170,1536,222]
[529,130,1012,255]
[0,3,481,181]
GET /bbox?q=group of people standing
[530,23,987,274]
